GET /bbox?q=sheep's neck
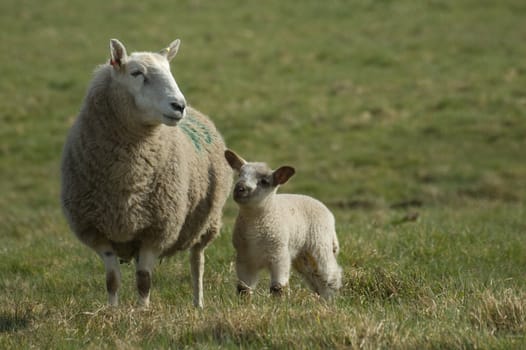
[83,90,167,175]
[86,66,162,143]
[109,92,161,142]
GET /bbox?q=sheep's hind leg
[135,246,158,308]
[190,221,222,308]
[96,245,121,306]
[190,246,205,308]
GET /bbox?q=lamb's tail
[332,234,340,256]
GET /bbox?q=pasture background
[1,0,525,348]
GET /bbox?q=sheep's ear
[109,39,128,69]
[225,149,246,171]
[160,39,181,62]
[273,166,295,185]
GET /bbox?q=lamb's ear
[160,39,181,62]
[109,39,128,69]
[225,149,246,171]
[273,166,295,185]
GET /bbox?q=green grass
[1,0,526,348]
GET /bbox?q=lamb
[224,149,342,300]
[60,38,232,308]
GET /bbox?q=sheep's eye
[131,71,144,78]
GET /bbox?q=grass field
[1,0,526,348]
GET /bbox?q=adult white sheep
[61,38,232,308]
[225,149,342,300]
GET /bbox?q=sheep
[224,149,342,300]
[60,38,232,308]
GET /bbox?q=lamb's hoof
[137,296,150,310]
[108,295,119,307]
[237,284,253,299]
[270,284,285,297]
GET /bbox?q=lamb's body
[61,39,232,307]
[225,150,342,300]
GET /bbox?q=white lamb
[224,149,342,300]
[60,38,232,308]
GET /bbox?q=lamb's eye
[260,178,271,186]
[131,71,144,78]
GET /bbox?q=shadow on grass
[0,312,31,332]
[175,314,337,349]
[344,266,427,301]
[169,294,347,348]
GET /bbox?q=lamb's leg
[269,254,291,297]
[190,246,205,308]
[319,255,343,300]
[135,246,158,308]
[293,253,319,294]
[96,246,121,306]
[236,259,259,296]
[309,252,342,300]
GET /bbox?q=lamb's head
[109,38,187,126]
[225,150,295,206]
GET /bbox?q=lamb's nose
[234,183,247,194]
[171,101,186,114]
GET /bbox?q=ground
[1,0,525,348]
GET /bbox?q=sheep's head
[225,150,295,206]
[109,38,187,126]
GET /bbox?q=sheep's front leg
[190,246,205,308]
[136,247,158,308]
[269,254,291,297]
[96,246,121,306]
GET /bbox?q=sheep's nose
[170,101,186,114]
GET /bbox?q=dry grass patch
[470,288,526,335]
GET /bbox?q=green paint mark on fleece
[179,112,213,151]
